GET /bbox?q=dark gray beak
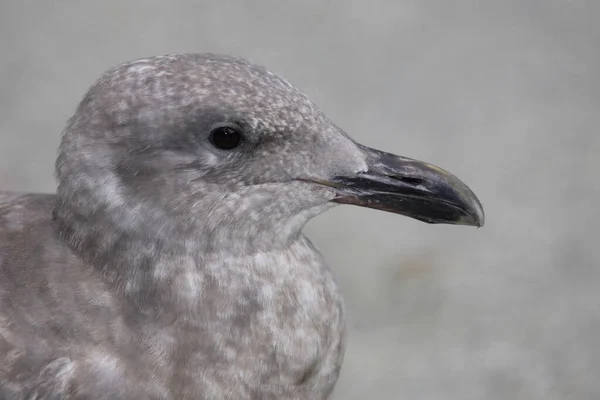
[325,146,485,227]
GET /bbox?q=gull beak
[315,145,484,227]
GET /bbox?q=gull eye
[209,125,242,150]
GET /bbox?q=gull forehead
[100,53,325,132]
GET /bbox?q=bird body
[0,192,344,399]
[0,54,483,399]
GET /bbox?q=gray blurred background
[1,1,599,399]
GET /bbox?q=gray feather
[0,54,365,399]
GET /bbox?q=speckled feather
[0,54,373,399]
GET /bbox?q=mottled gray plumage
[0,54,483,399]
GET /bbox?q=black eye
[209,126,242,150]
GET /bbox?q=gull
[0,53,484,400]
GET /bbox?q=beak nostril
[390,175,425,185]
